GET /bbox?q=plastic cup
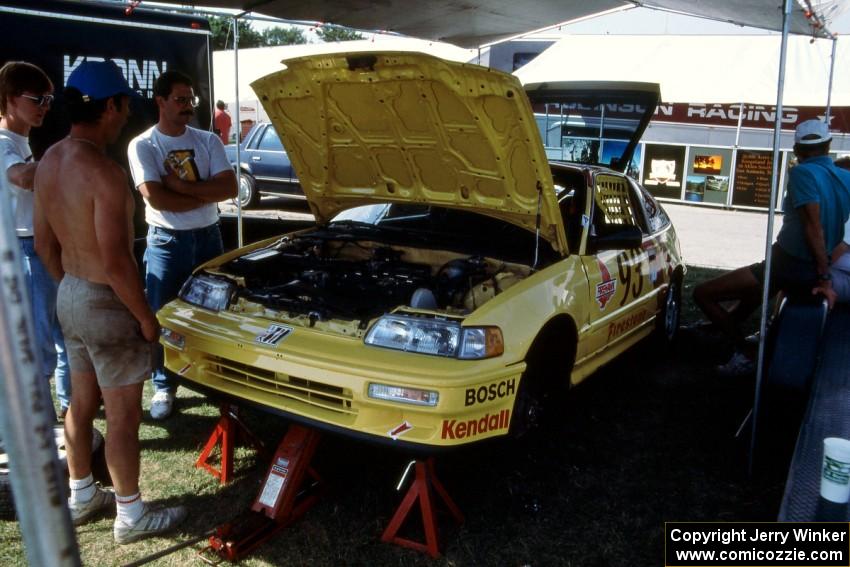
[821,437,850,503]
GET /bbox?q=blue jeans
[144,223,223,393]
[20,237,70,412]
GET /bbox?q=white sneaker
[716,351,756,377]
[149,391,175,420]
[69,486,115,526]
[113,503,186,544]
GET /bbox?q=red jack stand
[195,404,265,485]
[199,425,324,563]
[381,458,464,558]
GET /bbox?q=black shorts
[747,243,818,298]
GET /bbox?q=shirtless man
[34,60,185,544]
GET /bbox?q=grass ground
[0,266,785,566]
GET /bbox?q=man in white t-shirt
[127,70,236,419]
[0,60,70,419]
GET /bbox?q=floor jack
[198,424,324,563]
[195,404,267,485]
[381,458,464,558]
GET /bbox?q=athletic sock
[116,492,145,525]
[69,474,96,504]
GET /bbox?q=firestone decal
[388,421,412,440]
[607,309,649,341]
[464,379,516,406]
[441,410,510,440]
[595,259,617,309]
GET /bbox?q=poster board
[732,150,775,208]
[642,144,685,200]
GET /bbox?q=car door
[249,125,296,194]
[580,172,655,356]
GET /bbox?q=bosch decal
[255,324,293,346]
[595,259,617,309]
[441,410,511,440]
[465,379,516,406]
[388,421,413,440]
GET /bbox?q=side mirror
[589,225,643,253]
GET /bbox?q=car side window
[591,174,639,237]
[257,127,285,152]
[552,169,587,254]
[629,178,671,234]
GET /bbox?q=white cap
[795,119,832,145]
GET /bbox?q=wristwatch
[818,273,832,281]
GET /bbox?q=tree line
[209,16,364,50]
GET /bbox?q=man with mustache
[127,71,236,419]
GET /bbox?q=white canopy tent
[213,38,479,112]
[514,34,850,106]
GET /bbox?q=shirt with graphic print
[127,125,231,230]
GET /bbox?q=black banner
[666,522,850,566]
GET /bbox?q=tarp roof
[162,1,841,47]
[514,34,850,105]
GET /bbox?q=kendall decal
[441,410,510,440]
[465,379,516,406]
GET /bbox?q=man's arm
[162,169,237,203]
[33,183,63,281]
[94,164,159,342]
[800,202,837,307]
[6,162,38,190]
[137,180,208,212]
[832,241,850,265]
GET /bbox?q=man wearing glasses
[0,61,70,420]
[127,70,236,420]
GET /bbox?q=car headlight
[364,314,503,359]
[367,384,439,406]
[178,274,235,311]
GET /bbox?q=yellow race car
[158,52,684,448]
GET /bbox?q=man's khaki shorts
[57,274,153,389]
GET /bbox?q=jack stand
[199,425,324,563]
[381,458,464,558]
[195,404,265,485]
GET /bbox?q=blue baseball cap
[66,60,136,101]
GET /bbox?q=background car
[225,122,301,208]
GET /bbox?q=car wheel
[656,276,682,345]
[0,426,105,520]
[237,173,259,209]
[510,323,576,438]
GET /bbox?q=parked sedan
[224,122,301,208]
[158,53,683,449]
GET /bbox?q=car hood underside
[251,51,569,256]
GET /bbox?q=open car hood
[523,81,660,172]
[251,51,568,255]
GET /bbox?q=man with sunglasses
[127,70,236,420]
[0,61,70,420]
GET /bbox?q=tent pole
[825,37,837,122]
[749,0,792,477]
[233,14,243,248]
[0,179,80,566]
[733,101,745,148]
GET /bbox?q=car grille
[204,355,356,416]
